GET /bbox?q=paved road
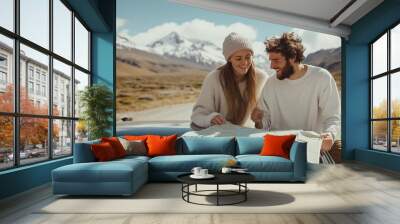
[117,102,194,128]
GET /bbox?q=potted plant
[79,84,113,140]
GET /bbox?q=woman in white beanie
[190,32,268,130]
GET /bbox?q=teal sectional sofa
[52,127,307,196]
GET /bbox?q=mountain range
[117,32,271,73]
[117,31,340,76]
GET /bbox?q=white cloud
[122,19,257,48]
[117,18,127,30]
[289,28,341,56]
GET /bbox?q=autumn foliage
[0,84,59,150]
[372,99,400,141]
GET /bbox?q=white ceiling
[171,0,384,38]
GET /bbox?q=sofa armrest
[73,140,100,163]
[289,141,307,181]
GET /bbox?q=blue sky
[117,0,341,56]
[117,0,290,40]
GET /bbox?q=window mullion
[13,0,20,167]
[71,10,76,155]
[49,0,54,160]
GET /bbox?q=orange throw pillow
[146,135,177,157]
[101,137,127,158]
[260,134,296,159]
[91,142,117,161]
[124,135,148,141]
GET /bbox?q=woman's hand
[251,107,263,123]
[211,115,225,125]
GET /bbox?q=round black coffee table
[177,173,255,206]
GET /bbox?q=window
[0,54,7,86]
[75,17,89,70]
[42,85,46,97]
[28,67,34,80]
[0,0,14,32]
[0,34,13,113]
[0,0,91,170]
[0,71,6,85]
[35,70,40,81]
[28,81,34,94]
[371,23,400,154]
[0,54,7,67]
[35,83,40,95]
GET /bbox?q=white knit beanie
[222,32,254,60]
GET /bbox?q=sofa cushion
[91,142,118,161]
[53,158,147,183]
[147,135,177,157]
[180,136,235,155]
[148,154,235,172]
[260,134,296,159]
[236,137,264,155]
[101,137,127,158]
[236,155,293,172]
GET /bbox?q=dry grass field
[116,48,210,114]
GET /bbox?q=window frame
[0,0,92,171]
[370,20,400,154]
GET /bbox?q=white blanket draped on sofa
[182,123,324,164]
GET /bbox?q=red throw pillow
[101,137,127,158]
[260,134,296,159]
[91,142,117,161]
[146,135,177,157]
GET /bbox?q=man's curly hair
[264,32,305,63]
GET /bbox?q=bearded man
[251,32,340,152]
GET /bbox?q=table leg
[245,183,247,201]
[217,184,219,206]
[195,184,197,192]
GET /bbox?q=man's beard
[277,62,294,80]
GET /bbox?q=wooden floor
[1,162,400,224]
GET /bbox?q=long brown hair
[218,62,256,125]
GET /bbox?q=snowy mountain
[145,32,224,67]
[117,32,272,73]
[117,34,135,49]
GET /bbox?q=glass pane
[391,72,400,118]
[0,116,13,170]
[74,69,89,118]
[391,120,400,153]
[53,59,72,117]
[53,119,72,158]
[372,33,387,76]
[75,120,88,143]
[0,34,14,112]
[20,44,49,115]
[74,17,89,70]
[20,0,49,49]
[372,77,387,119]
[0,0,14,31]
[372,121,388,151]
[53,0,71,60]
[391,24,400,70]
[20,117,49,165]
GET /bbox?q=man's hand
[321,133,334,152]
[211,115,225,125]
[251,108,264,129]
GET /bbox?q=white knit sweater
[259,65,341,139]
[191,68,268,129]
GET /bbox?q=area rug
[37,183,362,214]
